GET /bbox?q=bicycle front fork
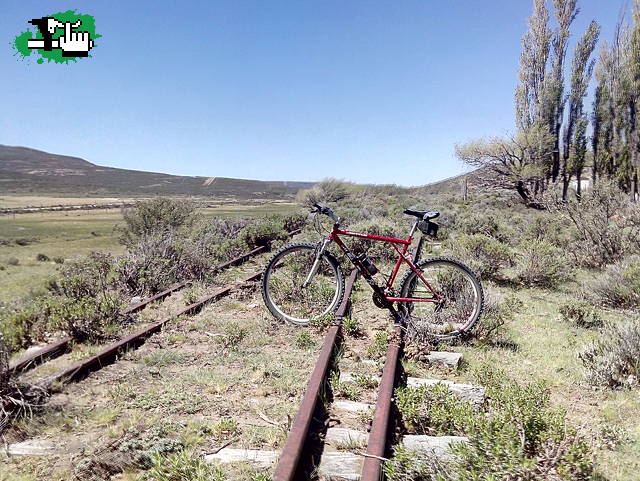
[302,238,331,288]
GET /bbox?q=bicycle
[261,204,484,340]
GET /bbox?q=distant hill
[0,145,314,199]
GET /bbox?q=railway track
[268,270,405,481]
[4,226,485,479]
[203,270,481,480]
[8,230,300,377]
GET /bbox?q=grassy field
[0,200,298,302]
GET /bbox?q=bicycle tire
[398,256,484,341]
[261,242,345,326]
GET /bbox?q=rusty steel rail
[9,230,302,377]
[34,270,263,390]
[8,337,73,376]
[273,269,359,481]
[360,323,405,481]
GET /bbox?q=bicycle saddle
[403,209,440,220]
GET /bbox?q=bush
[120,198,198,246]
[36,253,49,262]
[394,365,596,480]
[116,231,213,295]
[471,291,522,346]
[0,302,48,353]
[296,178,353,207]
[396,382,474,435]
[580,319,640,388]
[141,450,224,481]
[384,445,454,481]
[513,239,572,288]
[345,218,404,262]
[547,180,640,267]
[455,212,507,241]
[281,211,307,233]
[448,234,513,280]
[558,300,603,329]
[49,252,117,299]
[585,256,640,309]
[240,218,288,248]
[46,294,124,343]
[53,256,65,264]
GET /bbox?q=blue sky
[0,1,631,186]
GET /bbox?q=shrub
[46,294,124,343]
[116,231,213,295]
[296,178,353,207]
[14,237,36,246]
[120,197,198,246]
[36,253,49,262]
[240,218,288,248]
[50,252,117,299]
[585,256,640,309]
[141,450,224,481]
[455,212,506,241]
[513,239,572,288]
[396,382,474,435]
[384,445,454,481]
[448,234,513,280]
[393,365,595,480]
[546,180,640,267]
[342,317,363,337]
[580,319,640,388]
[471,291,523,346]
[53,256,65,264]
[558,300,603,329]
[345,218,404,262]
[281,211,307,233]
[294,332,314,349]
[0,302,49,353]
[0,335,48,436]
[522,214,570,248]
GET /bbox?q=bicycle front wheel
[261,243,345,326]
[399,257,484,341]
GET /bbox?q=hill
[0,145,314,199]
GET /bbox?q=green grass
[446,278,640,481]
[0,201,298,302]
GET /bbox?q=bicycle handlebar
[312,203,341,225]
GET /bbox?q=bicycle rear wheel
[399,257,483,341]
[261,243,345,326]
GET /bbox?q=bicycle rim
[264,246,342,325]
[402,259,482,340]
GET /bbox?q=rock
[317,451,363,481]
[325,428,368,447]
[130,296,143,304]
[333,401,373,413]
[359,360,378,367]
[4,439,62,456]
[426,351,463,369]
[339,373,380,385]
[402,435,468,460]
[407,377,485,405]
[204,448,278,469]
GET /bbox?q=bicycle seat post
[409,219,420,238]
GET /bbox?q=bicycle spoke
[403,260,481,340]
[265,248,340,322]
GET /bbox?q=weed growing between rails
[0,288,322,480]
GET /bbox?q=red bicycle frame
[328,223,442,303]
